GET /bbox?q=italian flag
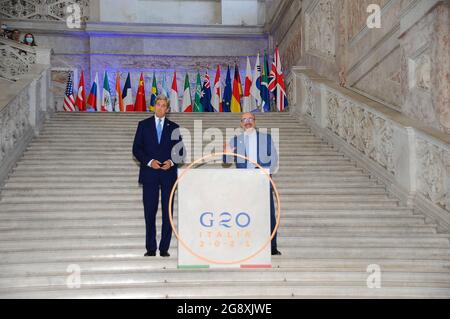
[182,73,192,112]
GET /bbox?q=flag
[74,70,86,112]
[161,72,169,98]
[231,64,242,113]
[149,72,158,112]
[237,64,243,97]
[200,71,213,112]
[222,65,232,112]
[122,72,134,112]
[63,73,76,112]
[101,71,113,112]
[182,73,192,112]
[268,46,288,112]
[250,53,262,111]
[242,56,253,112]
[261,50,271,112]
[170,70,179,112]
[87,72,99,111]
[211,64,222,112]
[114,72,124,112]
[193,71,203,112]
[134,72,146,112]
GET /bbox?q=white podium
[177,169,272,269]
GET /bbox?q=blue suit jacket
[224,130,278,174]
[132,116,185,184]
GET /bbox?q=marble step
[14,165,370,177]
[38,130,300,137]
[32,134,320,141]
[1,247,449,265]
[1,270,449,291]
[1,284,449,299]
[3,181,382,190]
[37,133,318,140]
[41,121,309,126]
[20,157,347,165]
[17,153,345,160]
[10,165,370,177]
[0,187,388,197]
[0,194,397,204]
[0,207,416,220]
[0,199,402,210]
[0,202,403,211]
[4,172,374,182]
[1,236,448,253]
[1,258,448,277]
[0,216,428,230]
[0,226,442,243]
[25,147,340,155]
[2,224,442,241]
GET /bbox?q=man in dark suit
[224,112,281,256]
[132,95,184,257]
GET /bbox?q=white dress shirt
[244,128,257,169]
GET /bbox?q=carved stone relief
[0,42,36,80]
[416,139,450,212]
[0,0,89,21]
[326,90,394,174]
[0,89,31,164]
[305,0,336,61]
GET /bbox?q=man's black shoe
[271,248,282,256]
[160,251,170,257]
[144,251,156,257]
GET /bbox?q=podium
[177,169,272,269]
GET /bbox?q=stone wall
[269,0,450,134]
[291,67,450,231]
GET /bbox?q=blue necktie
[156,119,162,144]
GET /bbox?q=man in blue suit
[132,95,185,257]
[224,112,281,255]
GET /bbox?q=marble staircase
[0,112,449,298]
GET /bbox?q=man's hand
[160,160,172,170]
[151,160,162,169]
[223,143,236,154]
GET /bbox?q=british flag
[63,73,76,112]
[268,47,288,112]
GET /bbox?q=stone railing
[0,0,89,22]
[0,50,53,189]
[0,38,37,80]
[288,67,450,231]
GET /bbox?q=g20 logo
[200,212,251,228]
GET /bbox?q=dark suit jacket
[132,116,185,184]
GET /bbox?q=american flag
[63,73,76,112]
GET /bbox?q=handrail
[0,37,36,54]
[0,64,53,190]
[0,37,37,81]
